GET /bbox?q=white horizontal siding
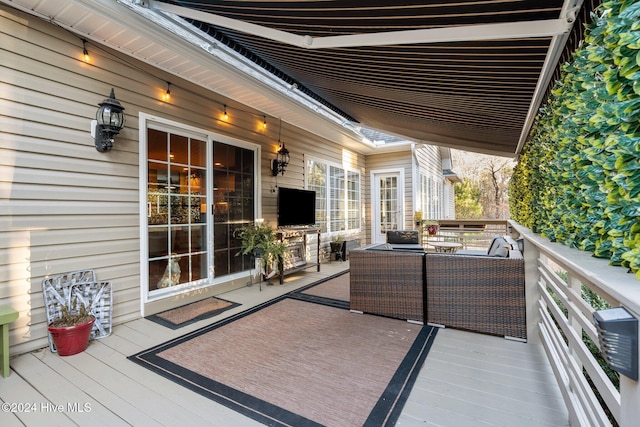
[0,214,139,232]
[415,145,442,176]
[415,145,446,220]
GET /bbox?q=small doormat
[146,297,241,329]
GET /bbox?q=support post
[522,237,542,344]
[0,306,19,378]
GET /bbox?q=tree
[452,150,514,219]
[479,159,513,218]
[454,179,483,219]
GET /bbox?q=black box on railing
[593,307,638,381]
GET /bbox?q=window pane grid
[147,130,208,291]
[419,173,443,220]
[379,177,398,232]
[308,161,327,233]
[329,166,345,232]
[347,171,360,229]
[212,142,255,277]
[307,160,360,234]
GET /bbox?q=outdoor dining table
[429,241,463,253]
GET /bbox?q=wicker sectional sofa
[425,252,526,340]
[349,247,425,323]
[349,243,527,340]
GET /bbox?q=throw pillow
[488,237,509,257]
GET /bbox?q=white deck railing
[510,221,640,427]
[419,219,510,250]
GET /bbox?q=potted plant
[330,234,344,251]
[414,211,423,226]
[47,297,95,356]
[423,220,439,236]
[258,235,289,279]
[330,234,345,261]
[234,222,289,280]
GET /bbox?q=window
[307,159,360,233]
[420,173,442,220]
[307,160,327,232]
[347,171,360,230]
[329,166,345,232]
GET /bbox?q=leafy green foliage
[233,222,289,272]
[454,179,483,219]
[510,0,640,279]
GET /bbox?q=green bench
[0,306,19,378]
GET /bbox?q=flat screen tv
[277,187,316,227]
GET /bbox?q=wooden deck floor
[0,262,568,426]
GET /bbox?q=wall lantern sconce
[82,39,90,62]
[271,142,290,176]
[91,88,125,152]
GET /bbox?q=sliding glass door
[143,118,259,301]
[212,141,255,277]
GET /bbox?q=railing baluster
[511,220,639,427]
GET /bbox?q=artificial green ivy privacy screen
[509,0,640,278]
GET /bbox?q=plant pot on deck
[330,241,344,261]
[47,317,95,356]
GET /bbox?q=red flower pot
[48,317,95,356]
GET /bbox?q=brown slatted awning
[155,0,598,156]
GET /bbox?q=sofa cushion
[491,245,509,257]
[389,243,425,252]
[366,242,424,252]
[455,249,487,256]
[486,236,501,254]
[386,230,420,244]
[487,236,510,257]
[366,243,394,251]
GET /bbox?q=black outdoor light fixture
[272,142,290,176]
[94,88,125,152]
[594,307,638,380]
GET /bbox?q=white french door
[372,170,404,244]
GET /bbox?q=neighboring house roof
[442,169,462,183]
[3,0,599,157]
